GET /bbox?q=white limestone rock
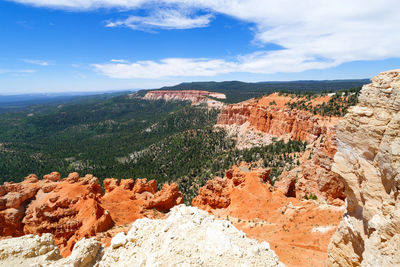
[328,69,400,266]
[0,234,100,267]
[98,204,284,267]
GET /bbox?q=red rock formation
[217,93,345,204]
[101,178,183,225]
[145,182,183,211]
[217,93,335,143]
[143,90,226,106]
[0,174,44,236]
[193,163,344,267]
[22,174,113,257]
[0,173,183,257]
[276,127,346,205]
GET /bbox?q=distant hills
[0,79,369,113]
[138,79,370,103]
[0,91,131,113]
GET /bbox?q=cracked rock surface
[328,69,400,266]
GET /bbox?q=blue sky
[1,0,400,94]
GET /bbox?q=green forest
[0,83,362,202]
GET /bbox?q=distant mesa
[143,90,226,108]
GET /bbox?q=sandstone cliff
[0,172,183,256]
[328,69,400,266]
[217,93,337,146]
[143,90,226,108]
[193,163,344,267]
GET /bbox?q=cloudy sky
[1,0,400,93]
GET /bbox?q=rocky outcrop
[143,90,226,108]
[276,127,345,205]
[0,174,43,236]
[101,178,183,225]
[22,174,113,257]
[0,173,183,257]
[193,164,271,211]
[0,233,101,267]
[328,69,400,266]
[193,163,344,267]
[0,205,283,267]
[99,204,283,266]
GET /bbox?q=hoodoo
[0,173,183,256]
[328,69,400,266]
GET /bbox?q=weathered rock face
[22,174,113,257]
[0,174,42,237]
[193,163,344,267]
[217,93,334,144]
[101,178,183,225]
[143,90,226,108]
[328,69,400,266]
[276,127,346,205]
[0,173,183,257]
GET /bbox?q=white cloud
[92,50,339,79]
[10,0,145,10]
[11,0,400,78]
[0,69,36,74]
[92,58,234,78]
[110,59,129,63]
[21,58,52,66]
[106,8,212,30]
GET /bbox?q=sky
[1,0,400,94]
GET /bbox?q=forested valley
[0,83,362,202]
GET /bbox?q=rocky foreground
[0,163,342,267]
[0,173,182,256]
[0,205,284,267]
